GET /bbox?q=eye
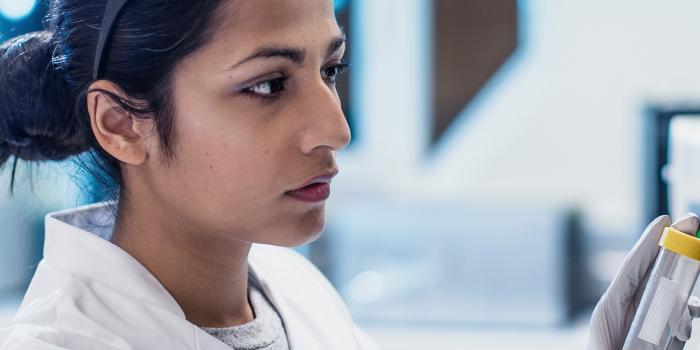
[242,77,288,99]
[322,63,350,84]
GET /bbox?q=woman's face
[141,0,350,246]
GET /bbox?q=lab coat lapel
[40,206,235,350]
[41,205,185,317]
[194,326,236,350]
[248,251,324,350]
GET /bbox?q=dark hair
[0,0,223,201]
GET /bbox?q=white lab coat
[0,202,379,350]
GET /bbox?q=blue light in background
[334,0,348,12]
[0,0,37,21]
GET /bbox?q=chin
[253,207,326,248]
[277,207,327,247]
[269,228,323,248]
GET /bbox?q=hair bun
[0,31,89,165]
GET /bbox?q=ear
[86,81,154,165]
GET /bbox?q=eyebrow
[326,31,346,57]
[228,31,347,70]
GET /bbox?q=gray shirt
[200,280,290,350]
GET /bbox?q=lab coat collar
[43,202,188,319]
[42,201,287,347]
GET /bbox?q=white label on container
[638,277,681,345]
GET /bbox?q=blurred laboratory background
[4,0,700,349]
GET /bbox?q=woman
[0,0,376,349]
[0,1,697,349]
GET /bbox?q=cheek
[174,121,277,204]
[169,125,326,245]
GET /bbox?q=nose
[298,82,351,154]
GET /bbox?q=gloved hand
[587,213,700,350]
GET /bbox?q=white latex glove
[587,213,700,350]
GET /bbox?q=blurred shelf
[361,314,591,350]
[362,312,700,350]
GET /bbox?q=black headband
[92,0,129,80]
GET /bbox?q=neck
[110,196,254,328]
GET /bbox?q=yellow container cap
[660,226,700,261]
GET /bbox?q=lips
[286,171,338,203]
[286,182,331,202]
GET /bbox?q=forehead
[176,0,342,77]
[214,0,340,48]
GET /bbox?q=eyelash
[241,62,350,101]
